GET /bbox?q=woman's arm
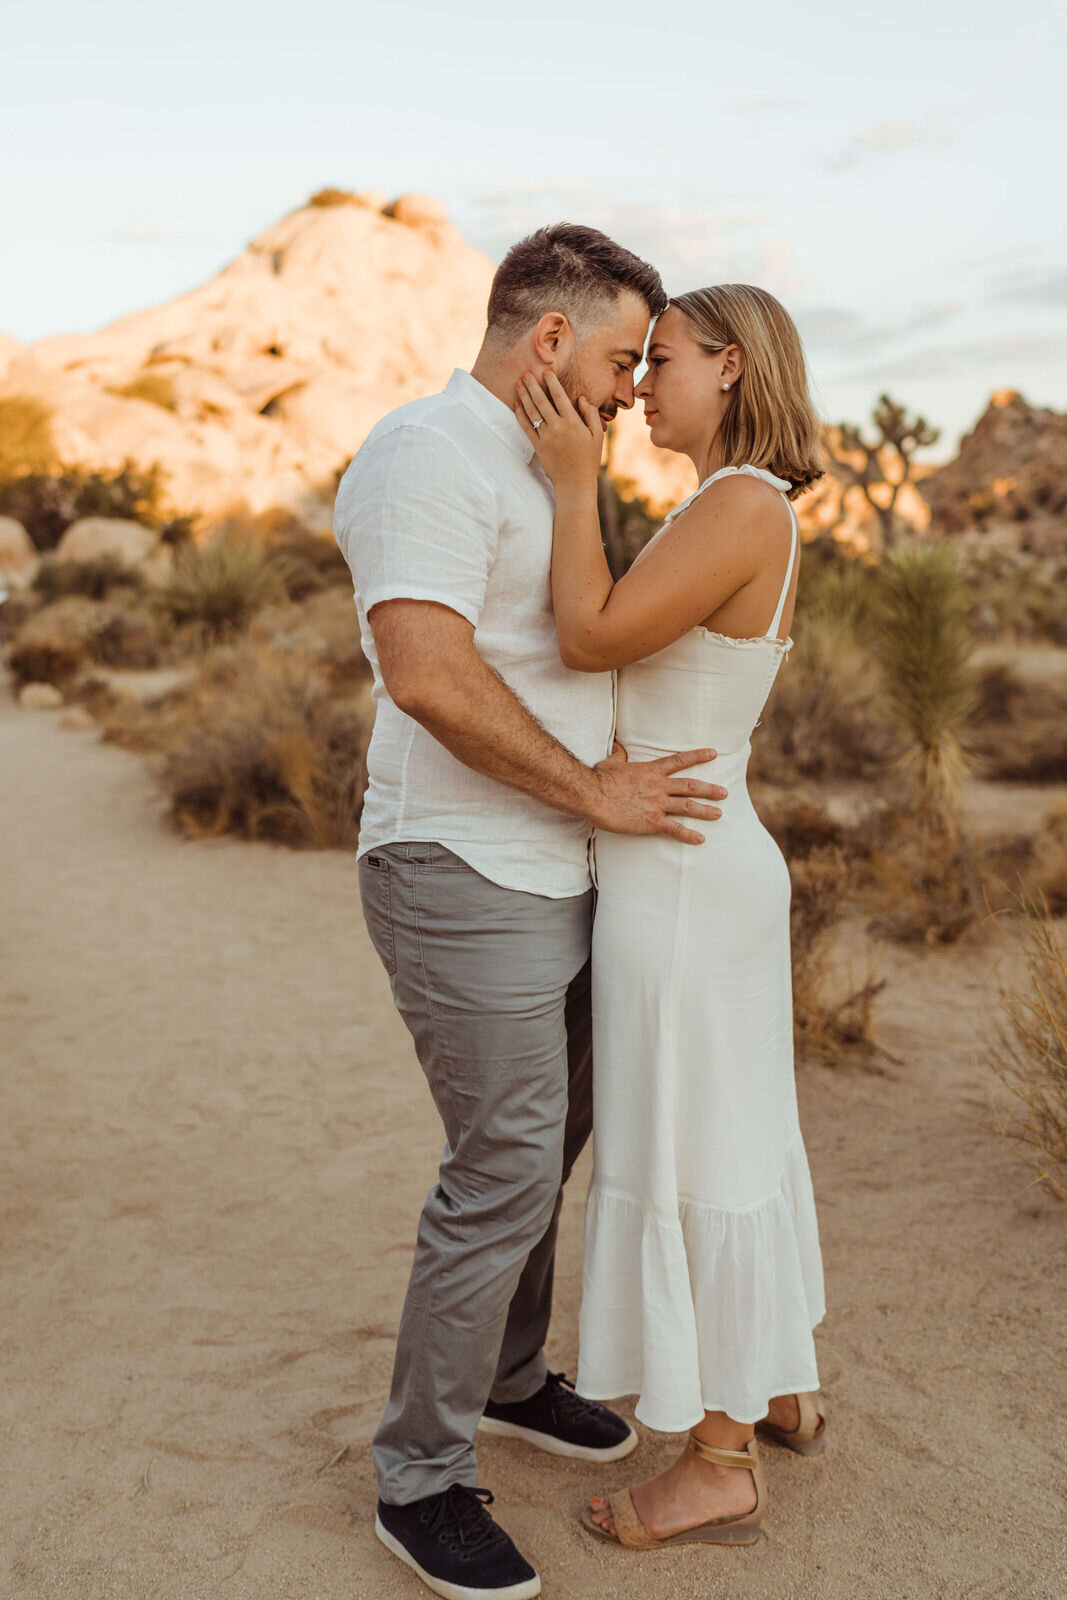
[515,372,771,673]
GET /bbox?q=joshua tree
[825,394,940,549]
[877,542,975,837]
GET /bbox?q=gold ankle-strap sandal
[755,1390,827,1456]
[580,1435,766,1549]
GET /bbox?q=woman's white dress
[576,464,825,1432]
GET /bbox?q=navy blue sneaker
[479,1371,638,1463]
[375,1484,540,1600]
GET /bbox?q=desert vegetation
[2,387,1066,1102]
[989,893,1067,1201]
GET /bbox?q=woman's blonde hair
[669,284,823,500]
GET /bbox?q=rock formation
[0,193,695,529]
[920,390,1067,556]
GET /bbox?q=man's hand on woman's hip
[588,743,726,845]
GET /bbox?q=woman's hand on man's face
[514,370,604,491]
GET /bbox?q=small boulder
[19,681,64,710]
[0,516,38,589]
[56,517,159,567]
[386,193,449,229]
[60,707,97,731]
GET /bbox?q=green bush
[161,537,285,640]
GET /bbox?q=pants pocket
[359,854,397,977]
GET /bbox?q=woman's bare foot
[762,1392,801,1433]
[589,1446,757,1541]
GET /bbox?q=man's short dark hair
[486,223,667,339]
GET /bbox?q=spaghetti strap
[766,499,798,641]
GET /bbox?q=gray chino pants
[359,841,594,1506]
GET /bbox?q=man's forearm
[404,647,603,823]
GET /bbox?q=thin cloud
[855,329,1067,382]
[828,118,951,172]
[463,185,809,299]
[728,94,805,113]
[990,268,1067,309]
[797,301,961,356]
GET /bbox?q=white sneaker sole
[374,1516,541,1600]
[477,1416,639,1463]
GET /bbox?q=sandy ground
[3,685,1066,1600]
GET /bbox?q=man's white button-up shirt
[334,369,615,898]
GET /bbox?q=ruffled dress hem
[576,1135,825,1434]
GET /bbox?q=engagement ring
[533,418,543,429]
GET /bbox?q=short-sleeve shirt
[333,369,615,898]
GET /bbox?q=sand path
[2,688,1065,1600]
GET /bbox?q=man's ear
[532,311,571,367]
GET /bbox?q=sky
[2,0,1065,456]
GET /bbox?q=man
[334,224,726,1600]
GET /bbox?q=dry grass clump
[864,821,981,944]
[106,373,178,412]
[790,846,884,1064]
[7,602,91,687]
[988,893,1067,1202]
[758,792,883,1062]
[161,537,285,640]
[970,664,1067,784]
[158,644,373,848]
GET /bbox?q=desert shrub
[6,597,100,686]
[790,846,883,1063]
[963,548,1067,642]
[7,592,168,681]
[106,373,178,412]
[752,609,895,783]
[251,586,370,687]
[159,645,373,848]
[33,553,146,603]
[161,537,285,640]
[989,893,1067,1202]
[90,608,164,669]
[877,543,976,835]
[0,394,58,479]
[864,817,981,944]
[0,461,167,551]
[970,664,1067,784]
[265,526,351,601]
[8,623,86,687]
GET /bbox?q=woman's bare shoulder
[672,473,787,540]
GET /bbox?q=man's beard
[555,356,617,425]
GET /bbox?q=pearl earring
[722,382,730,391]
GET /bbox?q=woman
[512,284,827,1552]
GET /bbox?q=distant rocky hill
[921,390,1067,555]
[0,191,694,529]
